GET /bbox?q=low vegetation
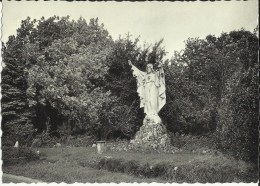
[2,146,40,166]
[3,146,258,183]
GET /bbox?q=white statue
[128,60,166,116]
[14,141,19,148]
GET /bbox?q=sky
[2,0,258,59]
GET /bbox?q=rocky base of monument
[128,114,172,151]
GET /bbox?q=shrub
[2,146,40,166]
[90,157,245,182]
[61,135,96,147]
[169,133,218,152]
[153,163,170,179]
[33,131,59,147]
[123,160,139,175]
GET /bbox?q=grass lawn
[3,146,258,183]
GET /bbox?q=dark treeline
[1,16,258,162]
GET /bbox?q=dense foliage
[1,16,258,162]
[163,30,258,161]
[1,18,37,146]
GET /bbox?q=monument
[128,60,171,150]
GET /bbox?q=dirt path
[2,173,43,183]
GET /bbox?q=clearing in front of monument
[3,145,258,183]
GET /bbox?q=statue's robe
[131,65,166,115]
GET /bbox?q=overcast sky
[2,0,258,59]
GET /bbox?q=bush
[61,135,96,147]
[169,133,218,153]
[33,131,59,147]
[90,157,246,182]
[123,160,139,175]
[2,146,40,166]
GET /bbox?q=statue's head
[146,64,154,73]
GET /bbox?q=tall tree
[26,17,115,139]
[216,29,258,162]
[1,17,37,145]
[168,29,258,161]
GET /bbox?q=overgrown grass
[3,147,161,183]
[2,146,40,166]
[3,161,161,183]
[3,146,257,183]
[86,153,257,182]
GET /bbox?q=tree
[216,29,258,162]
[169,29,258,161]
[26,17,114,139]
[1,17,37,145]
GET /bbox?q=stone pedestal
[96,141,106,154]
[130,114,171,150]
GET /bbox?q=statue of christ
[128,60,166,116]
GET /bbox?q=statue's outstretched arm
[128,60,133,66]
[128,60,145,76]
